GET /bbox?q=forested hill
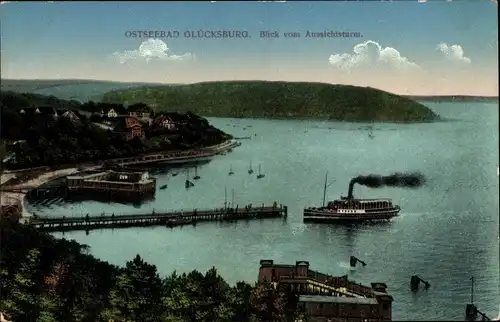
[101,81,439,123]
[0,90,81,111]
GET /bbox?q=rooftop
[299,295,378,305]
[67,170,152,184]
[127,103,151,113]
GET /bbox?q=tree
[230,281,254,322]
[102,255,164,322]
[249,283,288,322]
[0,110,24,140]
[0,248,46,320]
[0,221,303,322]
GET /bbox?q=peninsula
[403,95,499,103]
[101,81,439,123]
[0,91,231,170]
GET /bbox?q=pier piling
[465,304,477,319]
[410,275,430,291]
[465,276,491,321]
[349,256,367,267]
[465,304,491,321]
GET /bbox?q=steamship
[303,174,401,223]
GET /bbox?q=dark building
[66,170,156,204]
[258,260,393,321]
[127,103,151,117]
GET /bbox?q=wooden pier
[27,203,288,232]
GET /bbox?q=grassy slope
[102,81,439,122]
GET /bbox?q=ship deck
[303,206,400,223]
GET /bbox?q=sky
[0,0,498,95]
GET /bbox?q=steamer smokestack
[347,181,356,199]
[347,172,426,199]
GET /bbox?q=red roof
[113,116,142,131]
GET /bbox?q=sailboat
[367,122,375,139]
[185,170,194,189]
[256,164,265,179]
[228,165,235,176]
[193,167,201,180]
[224,185,228,209]
[248,161,254,174]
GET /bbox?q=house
[127,103,152,123]
[37,106,59,118]
[56,109,80,122]
[102,105,127,118]
[298,294,392,322]
[20,106,58,129]
[18,108,39,127]
[112,116,145,141]
[258,260,393,321]
[152,114,176,130]
[19,107,40,117]
[104,107,118,118]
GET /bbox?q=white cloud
[436,43,471,64]
[328,40,419,72]
[112,38,194,64]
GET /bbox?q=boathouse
[258,260,393,321]
[66,170,155,202]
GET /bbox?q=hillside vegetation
[102,81,439,123]
[0,221,300,322]
[404,95,499,103]
[1,91,229,170]
[0,90,81,110]
[1,79,172,103]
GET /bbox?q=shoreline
[2,139,239,174]
[1,139,240,220]
[1,168,83,220]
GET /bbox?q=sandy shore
[0,168,83,219]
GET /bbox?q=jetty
[26,203,288,232]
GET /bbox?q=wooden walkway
[27,204,288,232]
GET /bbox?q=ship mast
[322,172,328,207]
[224,185,227,209]
[231,188,235,208]
[322,172,336,207]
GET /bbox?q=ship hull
[303,207,400,224]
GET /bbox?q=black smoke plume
[347,172,426,199]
